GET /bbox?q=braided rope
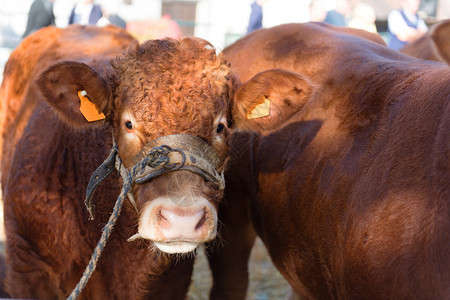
[68,157,151,299]
[68,143,214,299]
[146,146,171,168]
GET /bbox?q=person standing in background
[247,0,268,34]
[324,0,350,26]
[68,0,102,26]
[309,0,327,22]
[96,5,127,29]
[23,0,55,38]
[387,0,428,50]
[96,12,127,29]
[348,2,377,33]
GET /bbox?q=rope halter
[84,134,225,219]
[69,134,224,299]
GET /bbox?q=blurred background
[1,0,450,82]
[1,0,450,63]
[0,0,449,298]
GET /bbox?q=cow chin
[138,198,218,254]
[153,241,199,254]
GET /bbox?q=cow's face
[37,38,235,254]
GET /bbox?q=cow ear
[36,61,112,128]
[430,20,450,65]
[232,69,315,134]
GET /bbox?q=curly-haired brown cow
[0,25,239,299]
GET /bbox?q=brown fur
[107,38,234,167]
[401,19,450,65]
[0,25,238,299]
[219,22,449,299]
[0,25,133,184]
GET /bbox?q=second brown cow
[220,22,449,299]
[401,19,450,65]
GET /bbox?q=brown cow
[220,22,450,299]
[401,19,450,65]
[0,25,238,299]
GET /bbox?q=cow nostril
[158,209,168,222]
[195,209,207,230]
[158,207,207,231]
[139,202,216,243]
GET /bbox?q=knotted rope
[68,134,224,299]
[68,147,171,300]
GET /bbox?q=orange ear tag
[78,90,105,122]
[247,97,271,120]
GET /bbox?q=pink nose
[157,207,209,241]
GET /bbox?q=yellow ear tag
[247,97,271,120]
[78,90,105,122]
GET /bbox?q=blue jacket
[23,0,55,37]
[324,10,346,27]
[247,2,263,34]
[388,10,420,50]
[68,4,102,25]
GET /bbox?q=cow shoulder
[0,26,63,178]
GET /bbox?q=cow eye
[216,123,225,133]
[125,121,133,130]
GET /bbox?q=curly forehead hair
[108,37,236,142]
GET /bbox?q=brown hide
[0,25,133,184]
[401,19,450,65]
[0,25,238,299]
[222,22,450,299]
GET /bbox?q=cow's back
[224,23,450,299]
[224,22,389,83]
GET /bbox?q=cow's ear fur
[232,69,315,134]
[430,19,450,65]
[36,61,112,128]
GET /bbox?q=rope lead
[68,135,223,299]
[68,158,149,299]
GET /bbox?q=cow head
[37,38,235,254]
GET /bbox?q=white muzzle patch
[137,197,218,254]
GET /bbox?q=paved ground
[188,238,291,299]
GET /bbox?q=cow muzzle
[134,197,218,254]
[84,134,224,254]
